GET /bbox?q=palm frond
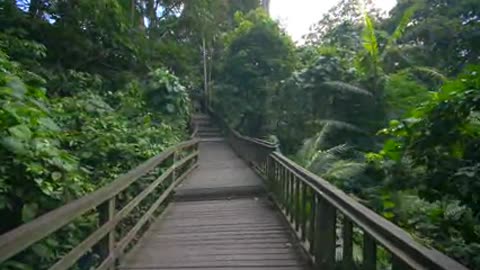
[296,124,331,165]
[317,120,367,134]
[308,150,340,174]
[410,66,447,82]
[325,144,352,157]
[322,81,373,96]
[386,3,420,51]
[324,160,366,181]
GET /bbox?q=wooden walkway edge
[118,141,312,270]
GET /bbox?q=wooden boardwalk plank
[119,141,311,270]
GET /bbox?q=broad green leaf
[7,78,27,99]
[9,124,32,140]
[1,136,27,155]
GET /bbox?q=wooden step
[198,132,223,138]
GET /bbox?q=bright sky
[270,0,397,43]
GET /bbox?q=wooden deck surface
[119,141,311,270]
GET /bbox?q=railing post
[294,177,300,231]
[314,196,336,269]
[300,182,307,241]
[98,197,116,269]
[363,234,377,270]
[309,192,317,254]
[343,218,354,270]
[172,150,177,184]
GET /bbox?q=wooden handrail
[269,152,468,270]
[0,139,199,269]
[208,109,469,270]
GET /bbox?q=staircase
[192,114,223,141]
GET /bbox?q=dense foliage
[212,0,480,268]
[2,0,480,269]
[0,0,260,268]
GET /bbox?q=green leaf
[22,203,38,222]
[383,212,395,219]
[362,14,379,60]
[7,78,27,99]
[382,139,402,161]
[32,243,52,258]
[383,201,395,209]
[38,117,61,131]
[1,136,27,155]
[51,172,62,181]
[166,103,175,113]
[2,261,33,270]
[9,125,32,140]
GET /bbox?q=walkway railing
[210,111,468,270]
[0,140,199,270]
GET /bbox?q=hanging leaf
[22,203,39,222]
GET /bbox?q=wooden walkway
[119,141,311,270]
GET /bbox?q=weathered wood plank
[119,140,310,270]
[120,198,309,270]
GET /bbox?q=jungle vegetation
[1,0,479,269]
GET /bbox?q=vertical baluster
[301,182,307,241]
[343,218,354,270]
[266,156,273,192]
[285,168,290,216]
[363,234,377,270]
[309,192,317,254]
[282,165,287,208]
[271,157,278,198]
[98,197,116,269]
[274,159,280,201]
[172,150,177,185]
[288,171,294,222]
[294,177,300,231]
[315,196,336,269]
[275,160,280,203]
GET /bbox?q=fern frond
[322,81,373,96]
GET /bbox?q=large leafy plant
[0,52,92,234]
[371,65,480,268]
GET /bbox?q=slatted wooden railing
[0,139,199,270]
[209,111,469,270]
